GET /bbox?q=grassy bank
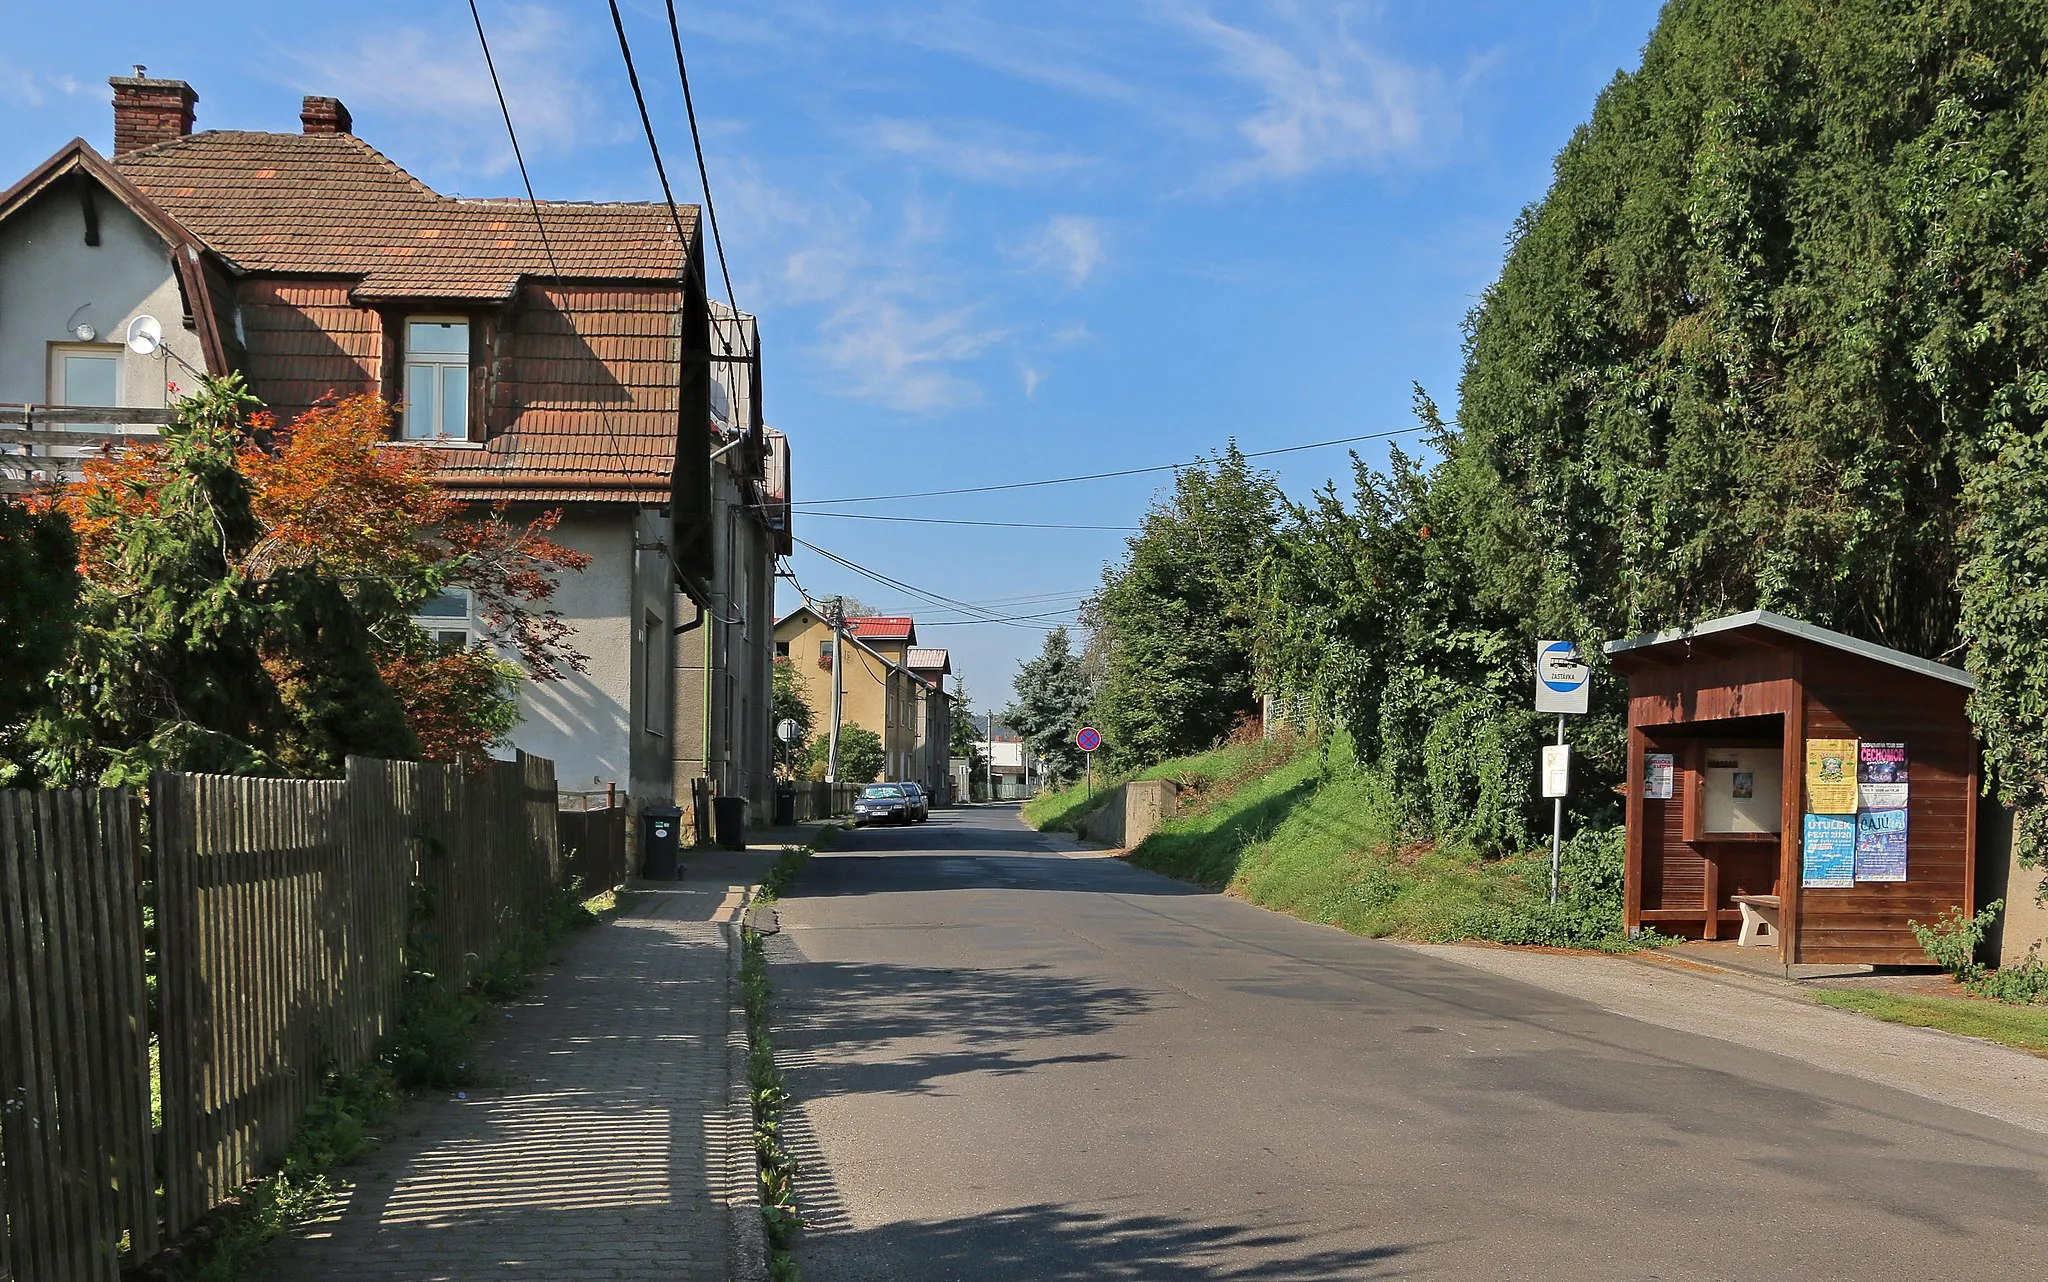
[1026,734,1646,951]
[1812,989,2048,1057]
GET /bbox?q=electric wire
[467,0,640,494]
[795,537,1081,632]
[662,0,737,313]
[790,425,1433,506]
[800,511,1139,532]
[606,0,694,253]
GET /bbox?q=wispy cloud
[870,117,1088,184]
[723,162,1004,412]
[285,4,599,176]
[1018,215,1105,286]
[0,57,83,108]
[1020,362,1046,398]
[1167,2,1439,179]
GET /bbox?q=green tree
[772,657,814,775]
[808,723,884,785]
[1089,446,1279,770]
[1008,627,1093,784]
[0,500,80,782]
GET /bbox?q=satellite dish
[125,315,163,356]
[708,378,732,429]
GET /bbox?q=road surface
[768,805,2048,1280]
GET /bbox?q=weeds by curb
[743,845,813,1281]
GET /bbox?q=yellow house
[773,608,929,783]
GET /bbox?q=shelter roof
[1603,610,1974,690]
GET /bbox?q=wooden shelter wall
[1797,651,1975,965]
[1622,647,1798,727]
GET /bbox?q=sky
[1,0,1665,712]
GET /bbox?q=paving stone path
[260,868,767,1282]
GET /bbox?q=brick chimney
[300,96,352,136]
[109,74,196,155]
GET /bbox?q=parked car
[852,784,913,826]
[897,782,929,823]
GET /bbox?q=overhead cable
[800,510,1139,532]
[606,0,693,252]
[662,0,737,313]
[790,425,1433,507]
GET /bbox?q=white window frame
[401,315,472,442]
[409,587,473,650]
[49,343,122,408]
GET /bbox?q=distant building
[772,609,952,796]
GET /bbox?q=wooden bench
[1731,893,1781,948]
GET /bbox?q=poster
[1802,813,1857,888]
[1703,748,1782,834]
[1644,753,1674,800]
[1805,738,1859,814]
[1854,807,1909,882]
[1859,741,1909,810]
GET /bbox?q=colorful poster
[1854,807,1909,882]
[1802,813,1857,888]
[1805,738,1859,814]
[1644,753,1675,800]
[1859,741,1909,810]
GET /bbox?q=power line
[606,0,693,253]
[796,537,1079,632]
[801,510,1139,532]
[790,426,1433,507]
[662,0,736,314]
[468,0,640,492]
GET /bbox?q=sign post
[1077,726,1101,799]
[1534,640,1592,903]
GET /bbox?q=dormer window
[403,318,469,440]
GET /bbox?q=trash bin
[773,785,796,827]
[713,796,748,851]
[641,805,682,880]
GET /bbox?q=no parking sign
[1076,727,1101,753]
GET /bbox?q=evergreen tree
[1009,627,1094,784]
[0,500,79,782]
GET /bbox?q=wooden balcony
[0,404,169,495]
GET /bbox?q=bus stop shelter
[1603,610,1979,966]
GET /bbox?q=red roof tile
[848,617,916,641]
[115,131,695,301]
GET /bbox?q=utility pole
[826,596,845,783]
[986,710,995,801]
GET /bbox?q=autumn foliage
[27,378,591,777]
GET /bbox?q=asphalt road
[769,805,2048,1281]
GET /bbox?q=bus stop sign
[1534,640,1591,715]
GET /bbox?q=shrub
[1909,900,2002,980]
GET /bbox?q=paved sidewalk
[259,848,781,1282]
[1401,939,2048,1134]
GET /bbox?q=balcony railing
[0,404,169,495]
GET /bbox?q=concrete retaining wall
[1077,779,1179,849]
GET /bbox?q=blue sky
[2,0,1663,711]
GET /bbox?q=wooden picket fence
[0,752,563,1280]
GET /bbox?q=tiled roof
[906,647,951,673]
[115,131,695,300]
[848,617,915,641]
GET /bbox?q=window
[643,610,666,735]
[403,318,470,440]
[50,344,120,407]
[409,588,471,649]
[818,638,833,669]
[775,641,790,658]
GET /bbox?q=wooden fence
[0,790,155,1282]
[0,404,168,496]
[788,780,861,823]
[1,752,562,1279]
[558,804,629,892]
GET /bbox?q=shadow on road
[795,1199,1418,1281]
[773,952,1154,1099]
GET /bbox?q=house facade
[0,77,781,824]
[773,608,951,789]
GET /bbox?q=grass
[1027,732,1649,952]
[1812,988,2048,1057]
[745,844,813,1282]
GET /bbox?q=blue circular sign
[1076,727,1101,753]
[1538,641,1588,693]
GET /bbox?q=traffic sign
[1534,640,1591,715]
[777,718,802,744]
[1076,727,1101,753]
